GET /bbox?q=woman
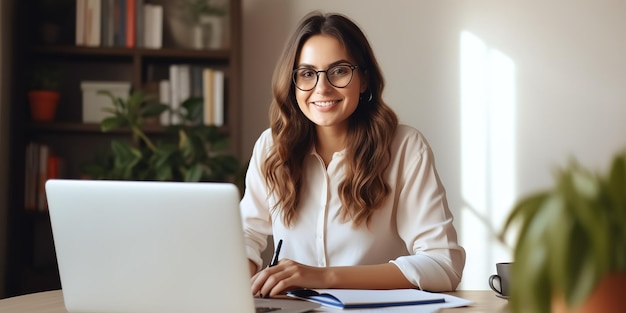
[241,11,465,298]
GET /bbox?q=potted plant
[182,0,227,49]
[183,0,227,21]
[499,149,626,313]
[28,64,62,122]
[38,0,74,44]
[81,89,241,187]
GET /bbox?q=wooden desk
[0,290,509,312]
[440,290,509,312]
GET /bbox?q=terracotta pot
[552,272,626,313]
[28,90,60,121]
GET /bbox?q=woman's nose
[314,73,333,93]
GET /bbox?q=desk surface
[0,289,508,312]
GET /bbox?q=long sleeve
[240,129,274,269]
[388,127,465,291]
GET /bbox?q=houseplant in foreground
[81,90,240,185]
[500,149,626,313]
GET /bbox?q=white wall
[241,0,626,290]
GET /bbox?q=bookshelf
[5,0,241,296]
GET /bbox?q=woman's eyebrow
[294,59,353,69]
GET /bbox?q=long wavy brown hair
[263,12,399,227]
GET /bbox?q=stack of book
[76,0,163,49]
[24,142,64,212]
[157,64,225,127]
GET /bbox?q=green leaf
[210,137,230,152]
[184,163,204,182]
[127,90,145,114]
[181,96,203,122]
[141,103,169,118]
[86,87,241,187]
[155,164,173,181]
[101,116,125,132]
[110,140,142,179]
[503,149,626,313]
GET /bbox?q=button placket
[313,152,329,267]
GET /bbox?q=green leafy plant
[499,149,626,313]
[81,90,240,184]
[31,64,62,91]
[182,0,227,23]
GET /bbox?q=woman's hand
[250,259,331,298]
[250,260,415,297]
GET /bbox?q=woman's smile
[312,99,340,108]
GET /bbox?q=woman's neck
[315,126,347,166]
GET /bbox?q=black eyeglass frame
[292,64,359,91]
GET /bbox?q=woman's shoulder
[394,124,427,142]
[255,128,274,145]
[393,124,431,152]
[250,128,274,156]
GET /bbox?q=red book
[125,0,135,47]
[47,155,60,180]
[42,154,61,211]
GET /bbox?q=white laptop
[45,179,320,313]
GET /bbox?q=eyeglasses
[292,64,359,91]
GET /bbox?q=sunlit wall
[242,0,626,289]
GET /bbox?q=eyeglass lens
[293,65,356,91]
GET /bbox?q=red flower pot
[28,90,60,121]
[552,272,626,313]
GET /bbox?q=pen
[270,239,283,267]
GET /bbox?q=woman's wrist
[323,266,340,288]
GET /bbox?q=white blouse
[240,124,466,291]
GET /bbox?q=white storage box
[81,81,131,123]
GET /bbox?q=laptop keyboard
[256,307,281,313]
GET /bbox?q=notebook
[45,179,320,313]
[287,288,445,309]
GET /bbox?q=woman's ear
[360,70,368,93]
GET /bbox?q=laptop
[45,179,320,313]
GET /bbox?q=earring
[360,90,373,103]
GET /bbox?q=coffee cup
[489,262,512,299]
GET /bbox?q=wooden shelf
[33,45,232,61]
[27,122,228,136]
[28,122,165,135]
[6,0,242,297]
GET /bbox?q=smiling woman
[240,11,466,298]
[292,34,365,140]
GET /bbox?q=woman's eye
[299,70,315,79]
[330,66,348,76]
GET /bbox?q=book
[113,0,126,46]
[143,3,162,49]
[201,68,225,126]
[202,68,214,125]
[177,64,191,117]
[159,79,171,125]
[36,144,49,211]
[76,0,86,45]
[125,0,135,47]
[168,64,191,125]
[85,0,102,46]
[24,142,38,210]
[135,0,144,47]
[286,288,445,309]
[212,69,225,126]
[101,0,115,47]
[169,64,180,124]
